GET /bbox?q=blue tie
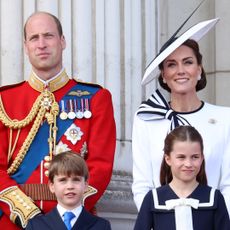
[63,211,75,230]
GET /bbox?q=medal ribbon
[11,83,100,184]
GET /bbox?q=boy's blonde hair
[48,151,89,182]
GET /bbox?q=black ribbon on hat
[145,0,206,71]
[160,0,206,53]
[137,89,191,131]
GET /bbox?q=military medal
[74,99,83,119]
[55,141,71,155]
[68,99,76,119]
[83,98,92,119]
[76,110,84,119]
[84,110,92,119]
[65,123,83,145]
[80,141,88,158]
[68,111,76,119]
[60,111,68,120]
[60,100,68,120]
[76,99,84,119]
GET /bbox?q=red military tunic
[0,70,116,229]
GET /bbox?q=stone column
[1,0,226,229]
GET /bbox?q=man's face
[24,13,66,80]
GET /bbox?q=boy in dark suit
[26,151,111,230]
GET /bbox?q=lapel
[73,207,98,230]
[44,208,67,230]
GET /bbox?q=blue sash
[11,82,100,183]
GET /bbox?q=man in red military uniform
[0,12,116,229]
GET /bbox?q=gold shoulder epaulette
[83,185,98,204]
[72,77,103,89]
[0,81,25,92]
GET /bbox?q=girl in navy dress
[134,126,230,230]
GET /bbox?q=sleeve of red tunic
[0,122,19,216]
[0,88,41,228]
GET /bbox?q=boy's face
[49,174,88,210]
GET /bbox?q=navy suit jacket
[25,207,111,230]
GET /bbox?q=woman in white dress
[132,18,230,215]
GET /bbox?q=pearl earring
[163,78,166,83]
[197,75,201,81]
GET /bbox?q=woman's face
[161,45,202,95]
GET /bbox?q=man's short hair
[24,11,63,40]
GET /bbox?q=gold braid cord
[0,94,43,129]
[7,107,46,175]
[0,90,59,175]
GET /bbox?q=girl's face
[161,45,202,95]
[165,140,203,184]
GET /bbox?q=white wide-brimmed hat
[142,17,219,85]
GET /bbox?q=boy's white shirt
[57,203,83,227]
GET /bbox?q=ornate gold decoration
[82,185,98,204]
[28,70,69,93]
[0,89,59,175]
[68,90,90,97]
[0,186,41,228]
[80,141,88,159]
[64,123,83,145]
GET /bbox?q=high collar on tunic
[28,68,70,92]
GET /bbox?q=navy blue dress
[134,184,230,230]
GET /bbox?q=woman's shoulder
[204,102,230,113]
[202,102,230,124]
